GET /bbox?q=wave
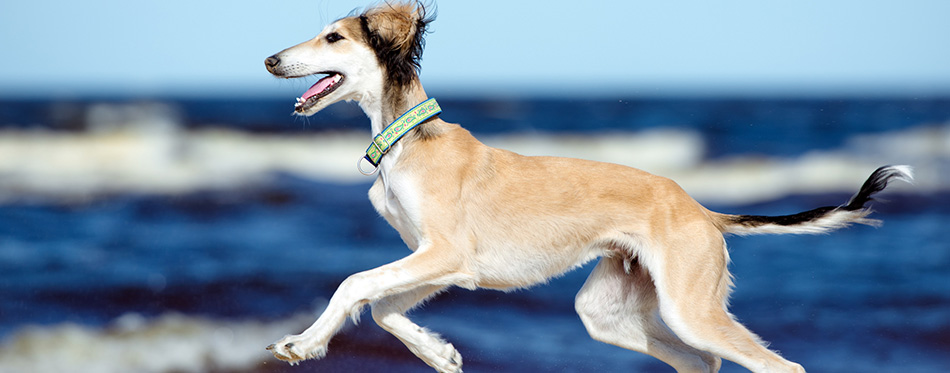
[0,311,318,373]
[0,118,944,204]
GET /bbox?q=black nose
[265,55,280,69]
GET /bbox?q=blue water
[1,97,948,372]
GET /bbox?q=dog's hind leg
[576,256,721,373]
[372,285,462,373]
[649,227,805,373]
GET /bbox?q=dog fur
[263,3,913,372]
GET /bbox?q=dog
[263,2,912,372]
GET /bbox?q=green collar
[358,98,441,175]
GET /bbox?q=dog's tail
[712,165,913,236]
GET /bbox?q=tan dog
[263,3,912,372]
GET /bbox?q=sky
[2,0,950,98]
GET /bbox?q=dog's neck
[360,79,431,133]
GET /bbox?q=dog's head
[265,2,433,116]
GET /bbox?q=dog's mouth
[294,72,345,112]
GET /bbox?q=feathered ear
[359,1,434,87]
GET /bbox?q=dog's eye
[325,32,344,43]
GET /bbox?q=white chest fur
[368,169,426,251]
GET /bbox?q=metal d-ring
[357,156,379,176]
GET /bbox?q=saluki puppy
[263,2,912,372]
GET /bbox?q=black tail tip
[844,165,914,210]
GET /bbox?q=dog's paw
[266,334,327,365]
[433,343,463,373]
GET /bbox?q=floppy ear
[359,2,434,87]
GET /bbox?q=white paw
[266,334,327,365]
[434,343,463,373]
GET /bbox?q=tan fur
[363,3,421,52]
[257,3,903,372]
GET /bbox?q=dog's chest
[368,174,425,250]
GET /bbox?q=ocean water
[0,97,948,372]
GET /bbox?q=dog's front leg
[372,285,462,373]
[268,246,470,365]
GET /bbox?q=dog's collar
[358,98,441,175]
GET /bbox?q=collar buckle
[372,133,391,155]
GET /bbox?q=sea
[0,96,948,372]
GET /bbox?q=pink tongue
[302,74,338,100]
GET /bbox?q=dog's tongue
[301,74,340,100]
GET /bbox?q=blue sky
[2,0,949,97]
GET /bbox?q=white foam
[0,312,317,373]
[0,116,944,204]
[0,127,369,200]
